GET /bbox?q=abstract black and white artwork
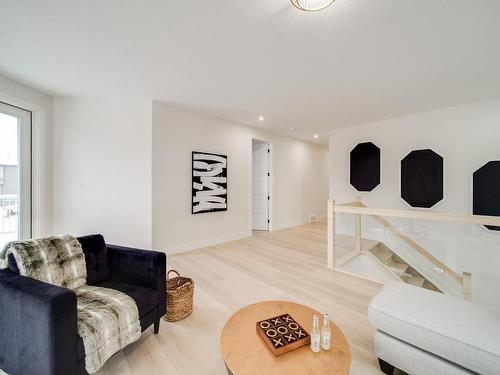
[192,151,228,214]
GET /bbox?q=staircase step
[423,280,441,293]
[369,242,444,294]
[386,259,409,276]
[392,254,406,264]
[403,275,425,287]
[405,267,421,277]
[369,245,394,264]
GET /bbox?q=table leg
[225,362,234,375]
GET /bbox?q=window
[0,102,31,248]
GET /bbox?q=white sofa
[368,282,500,375]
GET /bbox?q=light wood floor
[96,221,385,375]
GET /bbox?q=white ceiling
[1,0,500,145]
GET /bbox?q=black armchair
[0,234,166,375]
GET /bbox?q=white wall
[329,97,500,307]
[0,75,53,236]
[52,97,152,248]
[153,101,329,254]
[330,98,500,211]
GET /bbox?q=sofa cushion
[95,281,158,318]
[77,234,110,285]
[369,282,500,375]
[374,330,474,375]
[77,281,158,360]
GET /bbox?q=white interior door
[0,102,31,248]
[252,140,269,230]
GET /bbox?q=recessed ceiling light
[258,116,264,122]
[314,134,319,139]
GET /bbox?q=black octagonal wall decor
[473,161,500,231]
[401,149,444,208]
[350,142,381,192]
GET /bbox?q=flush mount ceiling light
[291,0,335,12]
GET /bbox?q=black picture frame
[350,142,381,192]
[473,161,500,231]
[192,151,228,214]
[401,149,444,208]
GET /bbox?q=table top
[220,300,351,375]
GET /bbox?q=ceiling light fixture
[291,0,335,12]
[314,134,319,139]
[258,116,264,121]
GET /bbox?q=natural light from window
[0,112,19,249]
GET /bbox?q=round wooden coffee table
[220,301,351,375]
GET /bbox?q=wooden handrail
[336,201,360,207]
[463,272,472,300]
[327,200,335,269]
[332,203,500,227]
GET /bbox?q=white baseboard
[165,230,252,255]
[315,214,327,221]
[164,214,327,255]
[272,219,309,231]
[272,214,326,231]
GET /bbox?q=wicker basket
[165,270,194,322]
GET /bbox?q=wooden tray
[256,313,310,356]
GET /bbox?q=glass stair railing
[327,198,500,308]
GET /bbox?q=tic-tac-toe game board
[256,314,311,356]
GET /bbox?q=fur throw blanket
[0,235,141,374]
[0,235,86,289]
[76,285,141,373]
